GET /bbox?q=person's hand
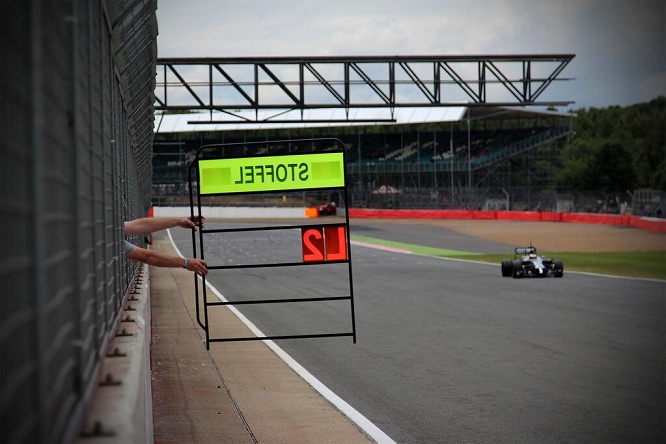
[177,215,205,230]
[191,215,205,228]
[185,257,208,276]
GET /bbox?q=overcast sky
[155,0,664,110]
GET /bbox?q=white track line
[167,229,396,444]
[351,239,413,254]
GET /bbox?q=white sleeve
[124,240,136,253]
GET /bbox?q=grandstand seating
[152,123,572,189]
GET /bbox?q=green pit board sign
[198,152,345,195]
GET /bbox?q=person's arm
[124,215,205,235]
[125,243,208,275]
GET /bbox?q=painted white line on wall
[167,229,396,444]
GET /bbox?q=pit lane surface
[170,220,665,443]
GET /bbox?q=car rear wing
[515,247,537,255]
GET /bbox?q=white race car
[501,246,564,278]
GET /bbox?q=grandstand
[153,106,573,211]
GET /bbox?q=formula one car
[501,246,563,278]
[318,202,337,216]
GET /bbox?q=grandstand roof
[154,106,571,134]
[466,106,573,121]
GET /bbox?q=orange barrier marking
[305,207,319,218]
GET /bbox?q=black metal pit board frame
[187,138,356,349]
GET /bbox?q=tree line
[557,96,665,192]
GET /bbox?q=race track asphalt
[169,219,665,443]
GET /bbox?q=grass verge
[461,252,665,280]
[350,235,665,280]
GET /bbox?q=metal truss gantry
[155,55,574,123]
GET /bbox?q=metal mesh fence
[0,1,157,442]
[348,187,653,214]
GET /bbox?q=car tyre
[512,259,522,278]
[501,259,513,277]
[553,258,564,278]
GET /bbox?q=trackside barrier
[347,209,666,234]
[628,216,666,233]
[305,207,319,218]
[188,139,357,349]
